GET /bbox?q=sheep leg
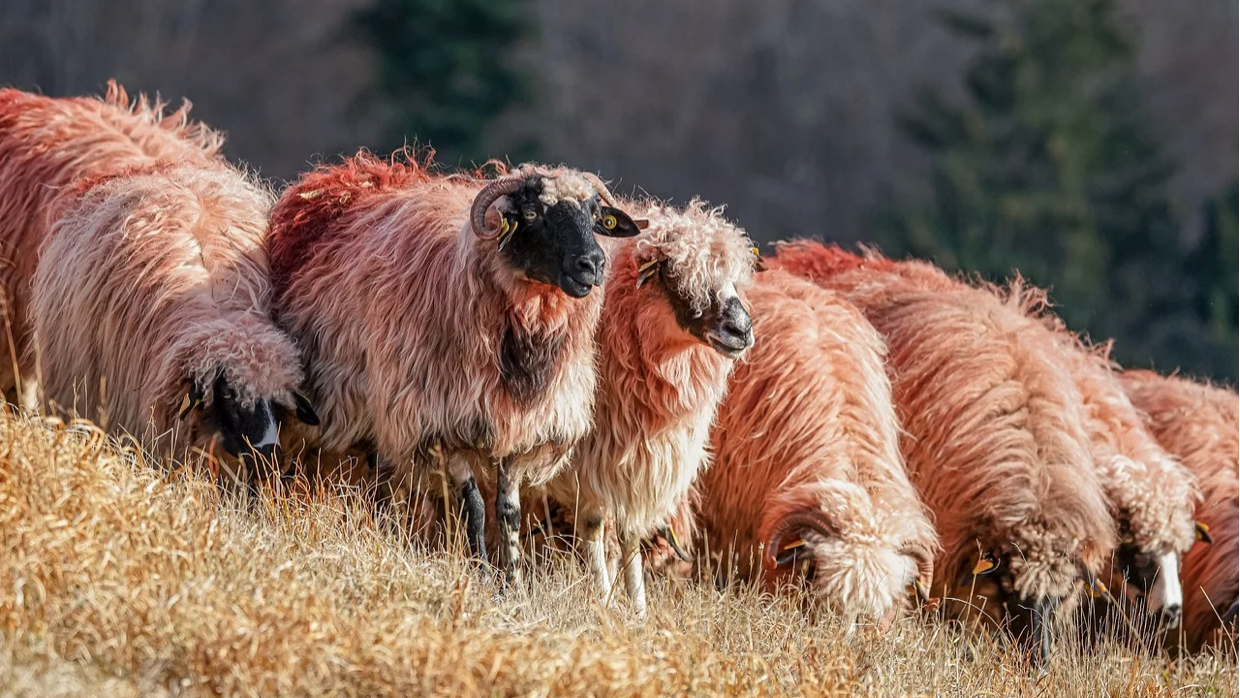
[446,454,487,563]
[620,533,648,618]
[578,510,613,602]
[494,458,523,585]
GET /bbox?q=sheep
[1034,332,1201,632]
[32,161,319,485]
[769,242,1115,659]
[0,82,221,410]
[266,152,643,580]
[1121,370,1239,652]
[693,267,937,627]
[541,199,756,616]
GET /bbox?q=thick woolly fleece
[770,242,1115,617]
[0,83,220,405]
[696,268,936,623]
[33,162,304,455]
[1036,329,1200,604]
[267,153,605,496]
[546,199,756,539]
[1122,370,1239,651]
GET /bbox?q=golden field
[0,411,1235,697]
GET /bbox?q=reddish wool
[268,152,605,501]
[1122,371,1239,651]
[697,269,936,623]
[0,83,220,404]
[770,242,1115,620]
[32,161,304,458]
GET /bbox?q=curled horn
[900,541,936,605]
[762,509,839,572]
[470,173,528,239]
[581,171,617,207]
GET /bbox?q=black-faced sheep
[266,153,641,580]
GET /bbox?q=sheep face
[951,551,1074,665]
[656,273,753,358]
[181,372,320,479]
[480,175,643,298]
[1114,542,1184,628]
[632,202,759,358]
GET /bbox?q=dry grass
[0,411,1235,697]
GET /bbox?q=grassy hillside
[0,411,1235,697]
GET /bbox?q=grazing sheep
[32,161,319,483]
[267,153,642,580]
[1121,370,1239,652]
[695,267,937,626]
[0,82,220,409]
[543,199,756,615]
[1037,333,1200,632]
[770,242,1115,658]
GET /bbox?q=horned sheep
[266,153,642,580]
[770,242,1115,659]
[0,83,221,410]
[1121,370,1239,651]
[32,161,320,481]
[694,267,937,626]
[543,199,756,615]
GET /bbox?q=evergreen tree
[880,0,1235,381]
[354,0,532,166]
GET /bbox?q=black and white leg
[494,458,523,584]
[445,453,487,563]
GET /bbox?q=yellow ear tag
[636,259,660,288]
[667,525,682,551]
[781,539,806,552]
[178,393,199,420]
[498,219,518,251]
[1195,521,1213,543]
[971,557,996,576]
[602,214,618,230]
[1090,579,1109,599]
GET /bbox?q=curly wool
[696,269,936,622]
[0,83,220,403]
[545,198,755,541]
[626,199,758,313]
[32,162,303,454]
[1121,370,1238,651]
[770,242,1114,608]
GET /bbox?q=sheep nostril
[1163,603,1182,627]
[573,249,605,284]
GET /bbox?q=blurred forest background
[1,0,1236,381]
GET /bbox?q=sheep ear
[293,392,320,426]
[1195,521,1213,544]
[179,381,205,420]
[596,206,643,238]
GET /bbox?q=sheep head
[629,199,758,358]
[469,166,644,298]
[178,371,320,483]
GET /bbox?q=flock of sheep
[0,82,1235,665]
